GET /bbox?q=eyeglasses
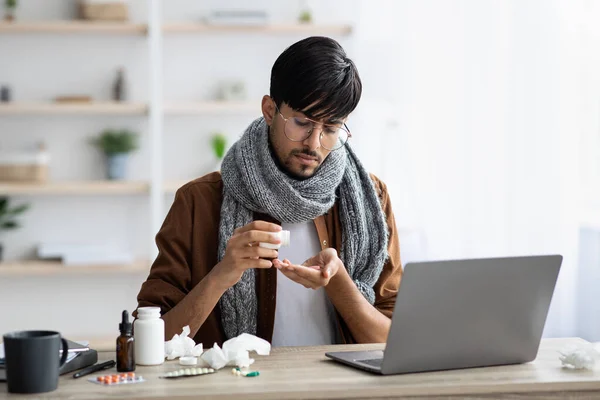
[274,105,352,151]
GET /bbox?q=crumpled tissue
[201,333,271,370]
[164,326,203,360]
[558,342,600,370]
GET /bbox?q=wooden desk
[2,338,600,399]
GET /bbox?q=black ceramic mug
[3,330,68,394]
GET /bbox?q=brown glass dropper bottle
[116,310,135,372]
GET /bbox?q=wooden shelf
[164,101,258,115]
[0,181,150,195]
[0,260,149,276]
[0,102,148,116]
[0,21,147,35]
[0,21,352,36]
[0,102,257,115]
[163,23,353,35]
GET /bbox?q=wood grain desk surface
[2,338,600,399]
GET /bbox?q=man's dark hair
[270,36,362,122]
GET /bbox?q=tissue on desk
[201,333,271,370]
[164,326,203,360]
[558,342,600,370]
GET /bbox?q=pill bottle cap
[279,230,290,246]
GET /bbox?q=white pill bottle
[134,306,165,365]
[259,230,290,250]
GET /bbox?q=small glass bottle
[116,310,135,372]
[113,67,126,101]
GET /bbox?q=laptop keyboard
[358,358,383,368]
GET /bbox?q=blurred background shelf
[0,102,148,116]
[0,22,352,36]
[0,102,260,115]
[162,23,353,35]
[0,21,147,34]
[164,101,258,115]
[0,181,150,195]
[0,260,149,276]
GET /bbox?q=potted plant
[298,0,312,23]
[92,129,139,180]
[0,196,29,261]
[211,133,227,172]
[4,0,17,21]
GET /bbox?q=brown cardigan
[136,172,403,347]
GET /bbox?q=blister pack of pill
[88,372,145,386]
[160,367,216,379]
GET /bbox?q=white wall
[352,0,599,338]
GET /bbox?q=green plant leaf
[299,10,312,23]
[7,203,29,215]
[5,0,17,9]
[2,221,18,229]
[0,197,29,230]
[211,134,227,159]
[0,197,7,214]
[93,129,139,155]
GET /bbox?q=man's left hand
[272,248,342,289]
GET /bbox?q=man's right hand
[211,221,282,290]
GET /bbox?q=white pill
[202,368,208,374]
[179,356,198,366]
[209,368,214,373]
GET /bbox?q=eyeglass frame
[273,103,352,151]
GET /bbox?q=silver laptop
[326,255,562,375]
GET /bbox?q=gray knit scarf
[218,117,389,339]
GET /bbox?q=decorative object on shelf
[4,0,17,22]
[204,9,268,26]
[211,133,227,172]
[54,95,92,103]
[77,0,128,22]
[0,85,11,102]
[92,129,138,180]
[112,67,127,102]
[0,142,50,183]
[298,0,313,23]
[218,80,247,101]
[0,196,30,261]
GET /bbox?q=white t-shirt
[271,221,338,347]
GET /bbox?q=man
[136,36,402,347]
